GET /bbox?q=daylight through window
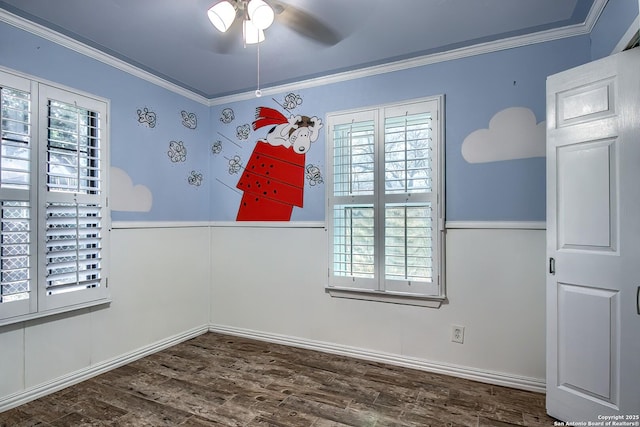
[0,68,110,324]
[327,97,444,303]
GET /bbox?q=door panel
[556,78,614,126]
[546,48,640,421]
[557,139,616,251]
[557,283,618,404]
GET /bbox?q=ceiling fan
[207,0,341,50]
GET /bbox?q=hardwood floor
[0,332,557,426]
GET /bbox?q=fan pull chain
[255,42,262,97]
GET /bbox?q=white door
[546,48,640,421]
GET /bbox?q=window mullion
[76,108,81,193]
[404,115,408,192]
[348,122,353,195]
[375,109,384,292]
[29,81,39,313]
[74,198,80,286]
[404,205,408,281]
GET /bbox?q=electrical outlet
[451,325,465,344]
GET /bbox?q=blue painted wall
[591,0,639,60]
[0,21,211,222]
[210,36,591,222]
[1,19,595,223]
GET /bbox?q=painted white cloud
[110,166,153,212]
[462,107,546,164]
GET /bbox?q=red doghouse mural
[236,107,323,221]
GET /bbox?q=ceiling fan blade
[272,1,342,46]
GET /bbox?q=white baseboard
[1,322,546,414]
[0,325,209,413]
[209,324,547,394]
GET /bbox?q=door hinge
[549,257,556,275]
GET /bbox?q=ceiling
[0,0,599,100]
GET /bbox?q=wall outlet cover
[452,325,465,344]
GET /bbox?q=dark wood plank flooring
[0,332,557,426]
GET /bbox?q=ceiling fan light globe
[207,1,236,32]
[247,0,274,30]
[243,19,265,44]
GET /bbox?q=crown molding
[2,0,608,106]
[613,14,640,54]
[584,0,609,32]
[209,0,608,106]
[0,9,210,105]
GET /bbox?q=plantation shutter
[38,85,109,311]
[327,98,443,299]
[0,71,36,320]
[328,110,378,290]
[382,102,439,295]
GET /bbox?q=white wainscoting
[0,227,212,412]
[210,226,548,392]
[0,224,548,412]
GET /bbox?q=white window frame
[0,67,110,326]
[326,96,445,307]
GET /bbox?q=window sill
[326,287,445,308]
[0,298,111,328]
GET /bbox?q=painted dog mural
[236,106,322,221]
